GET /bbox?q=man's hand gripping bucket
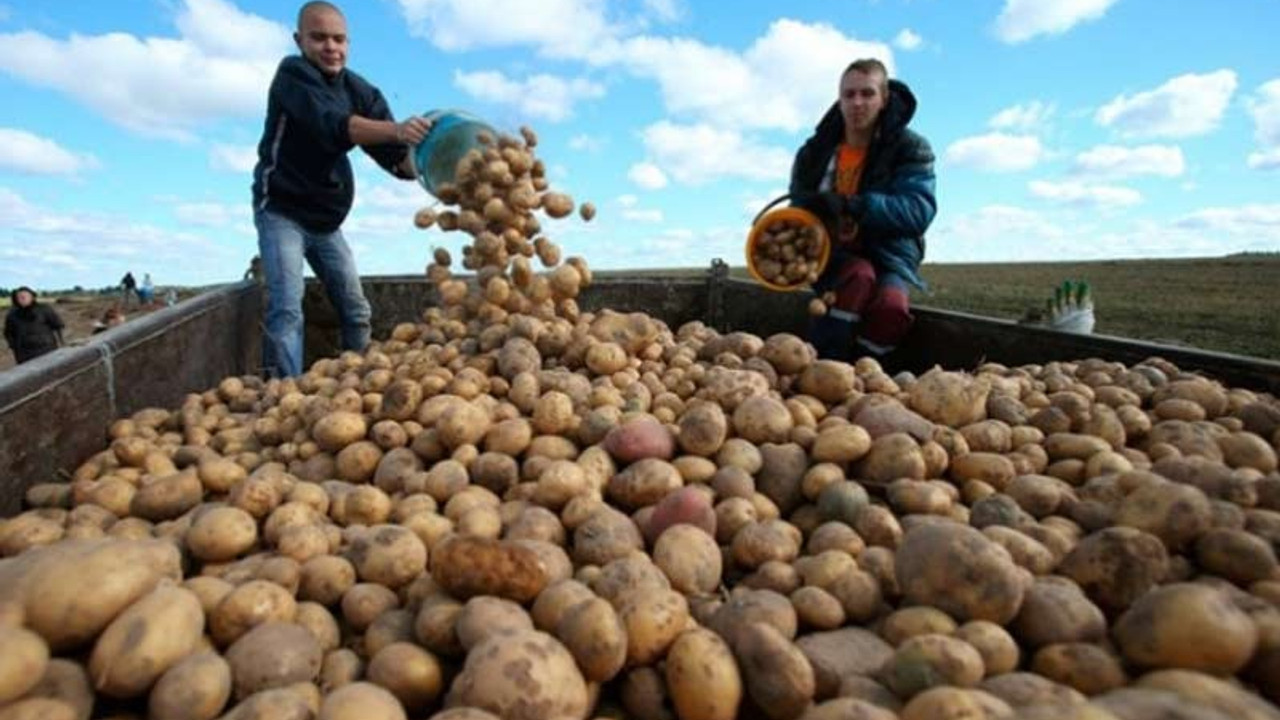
[412,110,499,199]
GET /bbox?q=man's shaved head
[297,1,343,31]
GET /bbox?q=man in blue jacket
[791,58,937,363]
[252,1,432,378]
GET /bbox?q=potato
[1195,527,1278,586]
[86,583,204,697]
[366,642,444,711]
[148,651,232,720]
[299,555,356,606]
[319,682,406,720]
[604,414,675,463]
[879,606,957,647]
[735,622,816,720]
[346,524,427,588]
[1057,526,1168,615]
[1011,577,1107,650]
[429,534,548,603]
[900,687,1013,720]
[1114,481,1211,551]
[1136,669,1280,720]
[445,630,589,720]
[574,508,644,566]
[608,458,683,510]
[665,628,743,720]
[130,471,203,521]
[619,588,689,666]
[646,486,716,545]
[908,369,990,427]
[978,672,1085,708]
[224,621,322,699]
[895,522,1026,624]
[211,580,297,647]
[1094,687,1233,720]
[954,620,1020,676]
[557,597,628,681]
[312,412,368,452]
[0,626,48,703]
[1113,582,1258,674]
[1031,643,1128,696]
[679,401,730,456]
[879,633,985,698]
[455,596,533,651]
[0,698,78,720]
[790,585,846,631]
[654,523,721,596]
[186,506,258,562]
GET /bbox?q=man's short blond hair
[843,58,889,96]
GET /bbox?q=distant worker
[138,273,155,305]
[244,255,264,282]
[4,286,65,364]
[92,305,127,334]
[120,271,138,306]
[791,58,937,362]
[251,1,433,377]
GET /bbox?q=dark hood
[813,78,918,145]
[10,285,37,307]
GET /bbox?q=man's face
[296,7,348,76]
[839,69,887,135]
[14,290,33,307]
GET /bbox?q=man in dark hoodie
[252,1,433,378]
[4,287,65,365]
[791,58,937,363]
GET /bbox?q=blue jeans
[255,209,371,378]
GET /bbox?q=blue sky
[1,0,1278,290]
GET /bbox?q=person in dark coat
[4,286,65,364]
[121,271,138,306]
[790,58,937,362]
[250,1,433,378]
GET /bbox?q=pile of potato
[750,216,827,290]
[3,128,1280,720]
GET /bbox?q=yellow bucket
[745,195,831,292]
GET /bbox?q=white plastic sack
[1047,306,1096,335]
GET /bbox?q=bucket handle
[751,193,801,226]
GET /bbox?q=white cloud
[1174,204,1280,233]
[0,0,290,140]
[993,0,1119,44]
[640,121,792,185]
[622,208,664,223]
[209,143,258,173]
[930,205,1067,262]
[0,127,98,175]
[1245,79,1280,170]
[893,29,922,51]
[642,0,682,23]
[569,134,606,152]
[989,101,1055,132]
[0,186,244,287]
[1029,180,1142,208]
[628,162,669,190]
[1072,144,1185,178]
[612,20,892,132]
[173,201,249,228]
[616,194,639,208]
[1095,70,1238,139]
[396,0,614,57]
[943,133,1045,172]
[453,70,605,122]
[1248,148,1280,171]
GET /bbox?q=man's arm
[849,133,937,238]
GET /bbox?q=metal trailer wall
[3,269,1278,518]
[0,282,261,517]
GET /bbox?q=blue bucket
[413,109,498,199]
